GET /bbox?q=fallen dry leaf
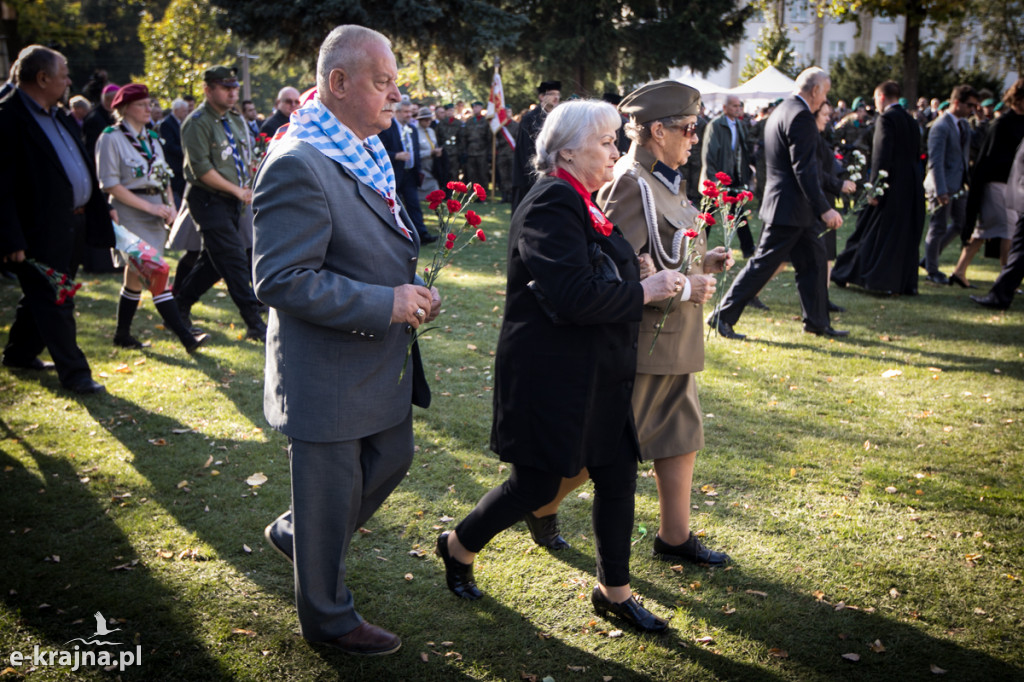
[670,564,684,573]
[408,549,426,558]
[885,486,898,494]
[722,607,736,615]
[404,573,414,581]
[172,428,192,434]
[444,651,463,661]
[245,472,268,487]
[566,665,587,672]
[842,653,860,662]
[768,648,789,658]
[176,480,189,489]
[881,369,903,378]
[869,639,886,653]
[156,550,174,559]
[419,652,429,663]
[242,544,252,554]
[607,630,623,638]
[696,636,715,645]
[930,664,947,674]
[812,590,826,601]
[203,455,213,469]
[148,438,167,446]
[745,590,768,598]
[231,628,256,637]
[889,588,901,599]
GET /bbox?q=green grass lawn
[1,203,1022,681]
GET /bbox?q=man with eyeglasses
[261,86,302,137]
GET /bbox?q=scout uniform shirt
[182,102,252,195]
[95,123,168,195]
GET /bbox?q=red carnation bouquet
[112,222,170,295]
[400,181,488,380]
[702,172,753,338]
[24,260,82,305]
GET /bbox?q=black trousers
[456,437,638,587]
[396,174,428,236]
[989,212,1024,307]
[175,186,259,315]
[717,221,829,330]
[3,214,92,386]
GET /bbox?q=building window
[827,40,847,68]
[960,43,977,68]
[792,40,806,61]
[876,41,895,56]
[788,0,810,23]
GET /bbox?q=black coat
[0,90,113,270]
[832,104,925,295]
[759,95,831,228]
[259,109,289,137]
[159,114,186,198]
[491,177,644,477]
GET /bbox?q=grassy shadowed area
[1,203,1022,681]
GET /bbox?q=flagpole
[490,57,499,202]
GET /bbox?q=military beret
[102,84,120,95]
[939,100,950,111]
[898,97,908,108]
[471,100,484,107]
[538,81,561,94]
[111,83,149,109]
[981,98,996,107]
[994,102,1005,112]
[618,80,701,124]
[773,98,784,106]
[851,96,865,111]
[204,65,239,87]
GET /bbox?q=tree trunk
[902,10,921,105]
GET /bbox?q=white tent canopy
[727,66,797,111]
[667,67,730,111]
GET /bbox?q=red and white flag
[487,70,515,149]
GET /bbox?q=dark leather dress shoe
[113,333,146,349]
[523,513,570,550]
[749,296,769,311]
[827,301,846,313]
[2,357,55,371]
[64,378,106,395]
[264,520,293,562]
[970,293,1009,310]
[317,621,401,656]
[436,531,482,600]
[948,273,976,289]
[804,325,850,337]
[707,316,746,340]
[926,272,949,285]
[591,587,668,633]
[652,532,731,566]
[184,333,210,354]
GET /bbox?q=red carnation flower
[444,239,455,250]
[465,210,482,227]
[702,186,719,198]
[685,229,699,239]
[835,153,844,161]
[703,179,716,187]
[476,229,486,242]
[715,171,732,186]
[426,189,446,203]
[698,212,716,226]
[447,199,462,213]
[447,232,457,241]
[727,214,736,221]
[473,183,487,201]
[428,200,443,211]
[447,181,468,193]
[722,194,738,205]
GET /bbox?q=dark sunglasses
[666,122,698,138]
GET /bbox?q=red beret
[111,83,149,109]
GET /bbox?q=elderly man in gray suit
[922,84,980,284]
[252,25,440,656]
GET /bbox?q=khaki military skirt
[631,371,704,459]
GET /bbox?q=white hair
[317,25,391,93]
[795,67,829,95]
[533,100,621,174]
[69,95,90,110]
[171,98,188,113]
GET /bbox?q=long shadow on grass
[0,417,229,681]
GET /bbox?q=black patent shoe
[591,587,668,633]
[523,513,570,550]
[436,532,482,600]
[652,532,731,566]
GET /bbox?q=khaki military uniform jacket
[182,102,252,194]
[598,143,707,376]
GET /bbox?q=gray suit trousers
[271,409,414,641]
[923,193,967,275]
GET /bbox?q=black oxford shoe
[64,378,106,395]
[591,587,668,633]
[523,513,570,550]
[436,531,482,600]
[970,293,1009,310]
[652,532,731,566]
[804,325,850,337]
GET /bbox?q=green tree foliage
[739,15,797,82]
[829,39,1003,106]
[138,0,233,102]
[3,0,101,59]
[960,0,1024,78]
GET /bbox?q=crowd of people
[3,24,1024,659]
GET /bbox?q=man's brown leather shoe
[318,621,401,656]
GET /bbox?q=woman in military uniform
[525,82,734,566]
[95,83,206,352]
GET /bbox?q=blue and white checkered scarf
[279,98,398,213]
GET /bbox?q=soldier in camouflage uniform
[435,104,464,187]
[494,109,518,203]
[462,101,492,189]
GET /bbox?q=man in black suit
[259,86,300,137]
[510,80,560,213]
[159,98,189,205]
[0,45,113,393]
[709,67,846,339]
[381,100,434,243]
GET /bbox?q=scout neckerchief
[552,167,614,236]
[119,122,156,175]
[279,98,408,239]
[219,116,247,186]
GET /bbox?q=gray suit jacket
[924,113,970,197]
[252,136,421,443]
[1007,137,1024,214]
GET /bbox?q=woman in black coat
[435,100,681,633]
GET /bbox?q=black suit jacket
[759,95,830,227]
[0,90,113,268]
[491,177,644,477]
[159,114,186,197]
[260,110,289,137]
[380,119,421,188]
